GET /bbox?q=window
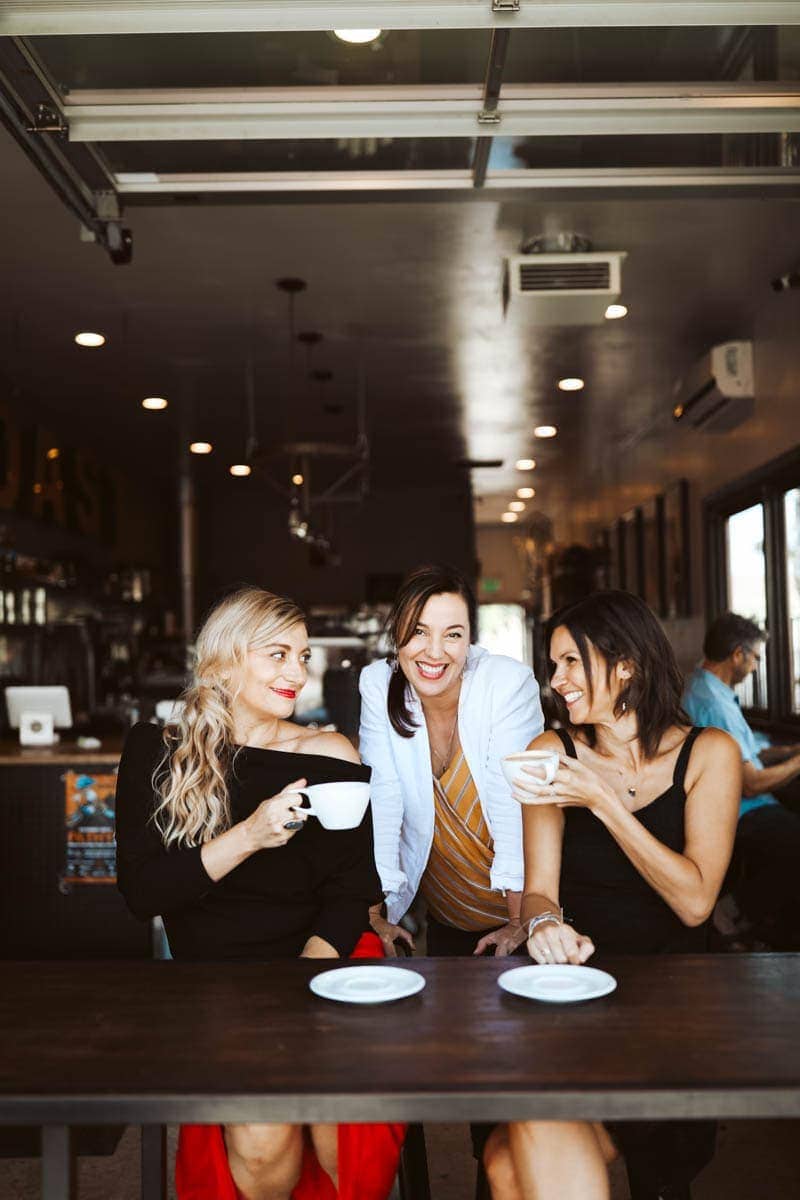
[725,503,768,708]
[785,488,800,715]
[706,447,800,727]
[478,604,529,665]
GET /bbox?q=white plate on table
[309,965,426,1005]
[498,964,617,1004]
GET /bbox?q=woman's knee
[509,1119,593,1150]
[225,1122,302,1170]
[483,1124,521,1199]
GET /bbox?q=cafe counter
[0,734,151,960]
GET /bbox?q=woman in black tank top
[482,592,741,1200]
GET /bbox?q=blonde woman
[116,586,404,1200]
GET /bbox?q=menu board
[64,770,118,884]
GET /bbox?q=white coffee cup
[292,781,370,831]
[501,749,561,794]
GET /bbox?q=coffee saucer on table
[309,965,426,1004]
[498,964,617,1004]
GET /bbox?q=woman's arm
[519,761,595,966]
[521,728,741,928]
[116,723,309,920]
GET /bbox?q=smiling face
[231,620,311,727]
[549,624,631,726]
[396,592,470,702]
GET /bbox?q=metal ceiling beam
[1,1,799,36]
[65,85,800,142]
[472,26,510,189]
[113,167,800,195]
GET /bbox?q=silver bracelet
[526,909,563,938]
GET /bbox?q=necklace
[430,714,458,778]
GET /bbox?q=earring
[390,655,399,674]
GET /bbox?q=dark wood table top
[0,737,124,766]
[2,954,799,1125]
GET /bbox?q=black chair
[396,1124,431,1200]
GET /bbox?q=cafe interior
[1,3,800,1198]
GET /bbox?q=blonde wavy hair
[153,586,306,847]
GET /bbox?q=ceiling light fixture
[46,447,60,460]
[509,501,525,513]
[292,472,304,486]
[534,425,558,439]
[189,442,213,455]
[74,331,105,348]
[558,377,584,391]
[230,464,251,477]
[516,487,535,499]
[605,304,628,320]
[501,512,518,524]
[515,459,536,471]
[142,396,168,411]
[333,28,382,44]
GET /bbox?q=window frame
[705,444,800,732]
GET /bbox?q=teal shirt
[682,667,778,820]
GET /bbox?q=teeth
[418,663,446,679]
[564,691,582,703]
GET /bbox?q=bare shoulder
[686,726,741,790]
[526,729,566,753]
[296,727,361,764]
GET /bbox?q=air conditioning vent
[518,261,611,292]
[504,251,626,324]
[672,341,754,433]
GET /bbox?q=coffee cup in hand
[501,750,560,796]
[291,780,370,830]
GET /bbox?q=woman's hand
[513,755,617,814]
[473,921,527,957]
[245,778,310,850]
[369,904,415,957]
[527,918,595,965]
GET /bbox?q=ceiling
[1,7,799,537]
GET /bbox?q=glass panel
[785,488,800,715]
[489,134,790,173]
[504,26,792,84]
[726,504,768,708]
[104,137,475,174]
[31,30,488,90]
[478,604,528,665]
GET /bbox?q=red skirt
[175,932,407,1200]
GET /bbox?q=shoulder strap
[554,727,578,759]
[673,727,702,791]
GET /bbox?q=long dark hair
[386,564,477,738]
[545,590,688,759]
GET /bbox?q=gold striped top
[420,739,508,932]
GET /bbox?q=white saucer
[498,964,617,1004]
[309,965,426,1005]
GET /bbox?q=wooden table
[3,954,800,1198]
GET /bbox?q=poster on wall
[63,770,118,884]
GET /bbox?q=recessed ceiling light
[516,487,535,499]
[501,512,518,524]
[558,377,584,392]
[74,331,105,348]
[534,425,558,439]
[333,28,382,44]
[605,303,628,320]
[46,447,60,460]
[515,458,536,471]
[142,396,168,411]
[292,473,304,486]
[189,442,213,455]
[229,464,251,477]
[509,501,526,512]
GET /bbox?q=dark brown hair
[545,589,688,760]
[703,611,766,661]
[386,564,477,737]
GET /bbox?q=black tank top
[556,726,707,955]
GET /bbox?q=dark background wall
[196,476,477,614]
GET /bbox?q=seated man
[683,612,800,948]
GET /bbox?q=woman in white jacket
[359,564,543,959]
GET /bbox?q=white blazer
[358,645,544,924]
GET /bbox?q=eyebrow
[415,622,466,631]
[263,643,311,653]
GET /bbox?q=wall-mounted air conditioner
[672,342,754,433]
[503,251,626,325]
